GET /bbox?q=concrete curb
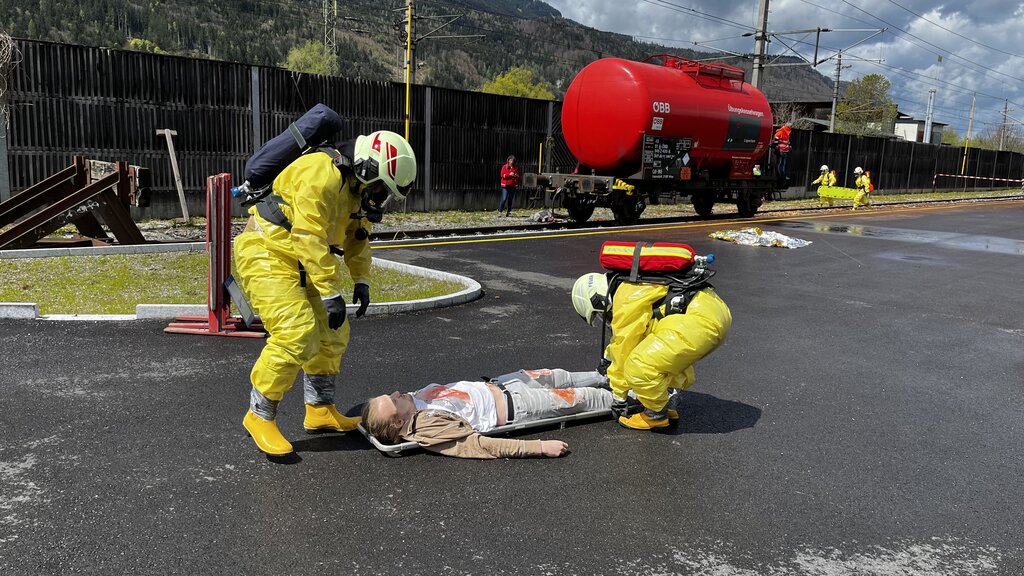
[0,242,208,259]
[2,253,482,321]
[365,258,482,315]
[0,302,40,319]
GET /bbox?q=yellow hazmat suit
[853,172,872,210]
[605,281,732,427]
[812,170,837,206]
[235,151,369,454]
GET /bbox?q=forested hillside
[0,0,833,101]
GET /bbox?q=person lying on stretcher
[361,369,614,459]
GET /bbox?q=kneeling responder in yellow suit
[812,164,837,206]
[852,166,872,210]
[236,130,417,455]
[571,263,732,430]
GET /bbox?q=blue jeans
[498,186,517,214]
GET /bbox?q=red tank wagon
[528,55,783,222]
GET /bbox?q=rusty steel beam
[0,172,120,249]
[90,162,145,245]
[95,188,146,245]
[0,160,149,249]
[73,212,110,240]
[0,162,81,225]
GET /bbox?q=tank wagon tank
[527,55,782,222]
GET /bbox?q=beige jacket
[400,410,544,459]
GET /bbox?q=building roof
[894,117,948,128]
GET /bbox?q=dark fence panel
[7,40,252,218]
[790,128,1024,194]
[5,39,559,217]
[425,86,549,211]
[547,101,576,174]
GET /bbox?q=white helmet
[854,166,863,175]
[571,273,610,326]
[353,130,417,200]
[820,164,829,172]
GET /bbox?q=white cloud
[545,0,1024,135]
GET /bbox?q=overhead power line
[885,0,1024,61]
[638,0,753,32]
[837,0,1024,85]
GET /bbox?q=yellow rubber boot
[304,404,361,433]
[243,410,293,455]
[667,408,679,420]
[618,411,670,430]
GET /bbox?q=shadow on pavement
[290,432,370,453]
[667,391,762,435]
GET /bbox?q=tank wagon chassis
[525,158,779,224]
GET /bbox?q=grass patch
[0,252,465,315]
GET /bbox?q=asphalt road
[1,200,1022,575]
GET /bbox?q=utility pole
[999,99,1009,151]
[829,51,843,132]
[961,93,976,175]
[323,0,337,52]
[394,3,483,140]
[924,89,935,143]
[751,0,770,89]
[404,0,413,140]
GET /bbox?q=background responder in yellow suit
[236,130,417,455]
[853,166,872,210]
[812,164,837,206]
[572,267,732,430]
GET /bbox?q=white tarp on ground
[708,227,812,249]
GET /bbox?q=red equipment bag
[600,241,695,281]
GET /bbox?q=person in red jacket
[772,122,792,184]
[498,155,520,217]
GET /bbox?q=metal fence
[2,39,1022,218]
[790,130,1024,192]
[2,39,560,217]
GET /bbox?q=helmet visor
[354,156,412,201]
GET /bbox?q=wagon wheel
[691,192,714,218]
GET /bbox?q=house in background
[769,99,835,130]
[894,113,946,143]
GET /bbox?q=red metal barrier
[164,173,265,338]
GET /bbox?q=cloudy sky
[545,0,1024,138]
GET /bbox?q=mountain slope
[0,0,833,101]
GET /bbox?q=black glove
[322,294,347,330]
[353,283,370,318]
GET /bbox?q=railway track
[364,193,1024,242]
[135,193,1024,246]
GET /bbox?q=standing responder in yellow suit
[812,164,837,206]
[572,267,732,430]
[852,166,872,210]
[236,130,417,455]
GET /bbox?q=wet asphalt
[1,200,1022,575]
